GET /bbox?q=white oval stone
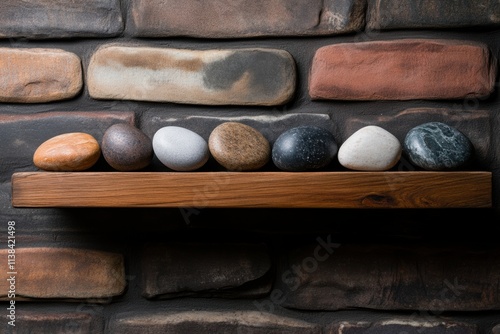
[152,126,209,171]
[338,125,402,171]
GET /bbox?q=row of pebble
[32,121,474,172]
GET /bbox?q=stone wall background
[0,0,500,333]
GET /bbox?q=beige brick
[88,45,296,106]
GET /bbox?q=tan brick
[0,247,125,301]
[0,48,82,103]
[130,0,365,38]
[309,39,496,101]
[88,45,296,106]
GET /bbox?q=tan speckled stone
[33,132,101,171]
[209,122,270,171]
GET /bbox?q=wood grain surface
[11,171,492,208]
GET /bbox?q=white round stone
[152,126,209,171]
[338,125,402,171]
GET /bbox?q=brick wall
[1,0,500,333]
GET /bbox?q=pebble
[208,122,270,171]
[338,125,402,171]
[272,125,338,171]
[101,123,153,171]
[152,126,209,171]
[403,122,474,170]
[33,132,101,171]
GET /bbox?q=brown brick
[88,45,296,106]
[328,318,477,334]
[278,243,500,311]
[309,39,496,101]
[0,0,123,39]
[141,243,272,299]
[6,311,103,333]
[107,310,321,334]
[0,48,82,103]
[0,247,125,301]
[367,0,500,30]
[130,0,366,38]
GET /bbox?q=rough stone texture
[0,112,134,181]
[309,39,496,101]
[209,122,271,171]
[0,0,123,39]
[367,0,500,30]
[141,243,272,299]
[107,310,321,334]
[33,132,101,171]
[87,45,296,106]
[130,0,366,38]
[102,123,153,171]
[343,108,492,169]
[0,247,126,301]
[3,311,104,334]
[327,318,478,334]
[0,48,83,103]
[278,244,500,311]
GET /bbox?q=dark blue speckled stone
[272,125,338,171]
[403,122,474,170]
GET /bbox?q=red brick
[309,39,496,101]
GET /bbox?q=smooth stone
[338,125,402,171]
[209,122,270,171]
[403,122,474,170]
[33,132,100,171]
[101,123,153,171]
[272,125,338,171]
[152,126,209,171]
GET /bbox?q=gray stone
[0,0,123,39]
[88,45,296,106]
[141,243,272,299]
[403,122,474,170]
[152,126,209,171]
[367,0,500,30]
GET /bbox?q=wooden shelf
[10,171,491,209]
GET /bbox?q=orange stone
[33,132,101,171]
